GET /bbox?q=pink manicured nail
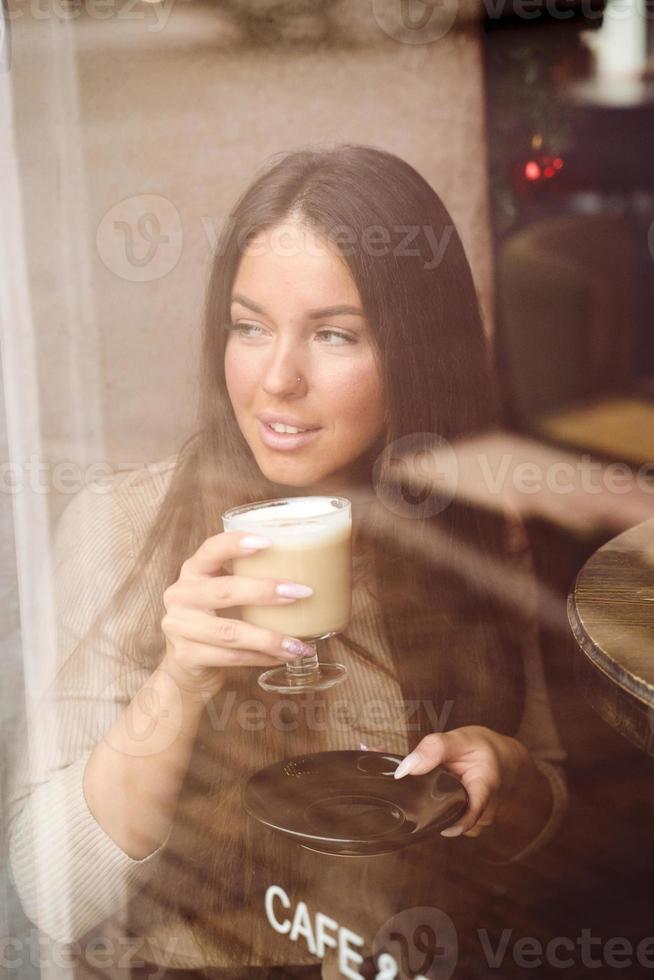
[281,638,315,658]
[240,535,272,550]
[393,750,422,780]
[275,583,313,598]
[441,824,464,838]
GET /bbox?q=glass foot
[258,662,347,693]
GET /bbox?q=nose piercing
[296,376,302,385]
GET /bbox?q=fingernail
[281,638,316,658]
[440,824,464,838]
[275,583,314,598]
[394,750,422,780]
[240,535,272,550]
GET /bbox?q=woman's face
[224,219,386,492]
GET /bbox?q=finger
[480,796,500,825]
[179,531,273,580]
[393,730,469,779]
[170,642,305,671]
[441,775,497,838]
[166,575,312,612]
[220,648,305,667]
[163,606,315,662]
[462,798,499,838]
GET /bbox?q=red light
[553,157,564,170]
[544,166,555,178]
[524,161,541,181]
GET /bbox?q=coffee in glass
[222,496,351,692]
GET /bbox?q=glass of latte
[221,496,351,692]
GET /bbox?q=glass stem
[285,641,320,680]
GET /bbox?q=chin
[256,456,321,489]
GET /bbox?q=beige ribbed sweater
[7,453,568,973]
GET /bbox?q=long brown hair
[92,144,527,964]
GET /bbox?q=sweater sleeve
[6,481,171,942]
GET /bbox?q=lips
[265,422,316,434]
[257,418,322,451]
[257,411,321,431]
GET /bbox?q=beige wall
[9,0,493,475]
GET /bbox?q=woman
[8,144,567,979]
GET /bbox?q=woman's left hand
[394,725,530,839]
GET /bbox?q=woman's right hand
[160,531,315,700]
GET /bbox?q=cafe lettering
[265,885,366,979]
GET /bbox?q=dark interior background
[482,7,654,976]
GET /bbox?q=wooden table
[568,518,654,757]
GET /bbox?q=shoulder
[99,452,183,549]
[54,452,181,553]
[108,452,180,514]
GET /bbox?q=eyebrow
[230,293,365,319]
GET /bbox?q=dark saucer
[243,750,468,856]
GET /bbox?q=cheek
[329,358,385,431]
[224,346,256,408]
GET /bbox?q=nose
[261,339,307,398]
